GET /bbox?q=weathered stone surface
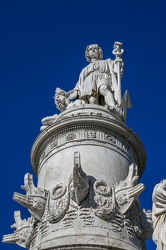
[3,42,152,250]
[31,105,146,190]
[152,179,166,250]
[13,173,48,221]
[2,211,34,249]
[28,105,148,250]
[54,43,124,114]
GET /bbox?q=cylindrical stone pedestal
[30,105,146,250]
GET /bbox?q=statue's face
[86,45,100,60]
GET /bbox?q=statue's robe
[74,59,118,104]
[152,183,166,250]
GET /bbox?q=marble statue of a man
[68,44,123,108]
[152,179,166,250]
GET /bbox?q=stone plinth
[31,105,146,189]
[29,105,146,250]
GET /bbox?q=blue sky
[1,1,166,249]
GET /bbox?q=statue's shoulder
[80,63,89,72]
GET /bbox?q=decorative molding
[62,206,78,228]
[85,131,96,138]
[66,133,76,141]
[94,180,112,196]
[4,156,149,249]
[45,185,69,224]
[51,184,67,200]
[35,125,133,170]
[79,208,95,226]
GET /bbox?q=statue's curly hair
[85,44,103,62]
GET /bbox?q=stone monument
[2,42,153,249]
[152,179,166,250]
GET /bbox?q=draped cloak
[74,59,118,103]
[152,182,166,250]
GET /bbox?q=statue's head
[85,44,103,62]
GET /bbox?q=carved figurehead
[2,211,34,249]
[13,173,48,221]
[114,163,145,214]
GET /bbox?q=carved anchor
[13,173,48,221]
[69,152,90,205]
[2,211,34,249]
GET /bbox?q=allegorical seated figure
[66,43,124,108]
[152,179,166,250]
